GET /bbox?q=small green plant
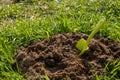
[76,18,106,56]
[41,65,50,80]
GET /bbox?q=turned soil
[14,32,120,80]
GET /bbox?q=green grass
[0,0,120,80]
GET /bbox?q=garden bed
[14,32,120,80]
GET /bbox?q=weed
[76,18,106,56]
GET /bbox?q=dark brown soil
[14,32,120,80]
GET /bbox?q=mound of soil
[14,32,120,80]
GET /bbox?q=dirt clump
[14,32,120,80]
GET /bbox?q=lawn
[0,0,120,80]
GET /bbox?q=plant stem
[86,18,106,44]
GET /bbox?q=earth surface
[14,32,120,80]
